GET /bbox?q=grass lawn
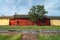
[0,33,22,40]
[38,34,60,40]
[0,26,60,30]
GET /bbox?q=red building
[9,15,50,26]
[37,19,50,26]
[9,15,34,26]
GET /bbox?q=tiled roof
[14,15,29,18]
[48,16,60,19]
[0,16,13,19]
[0,15,60,19]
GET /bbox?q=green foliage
[28,5,48,23]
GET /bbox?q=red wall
[43,19,50,26]
[9,18,50,26]
[9,18,34,26]
[37,19,50,26]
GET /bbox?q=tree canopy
[28,5,48,25]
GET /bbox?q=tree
[15,12,17,15]
[28,5,48,25]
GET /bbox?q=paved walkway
[0,29,60,34]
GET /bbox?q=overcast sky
[0,0,60,16]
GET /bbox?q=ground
[0,26,60,40]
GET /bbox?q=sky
[0,0,60,16]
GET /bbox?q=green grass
[0,26,60,30]
[0,34,60,40]
[38,34,60,40]
[0,33,22,40]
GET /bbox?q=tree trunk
[41,19,44,26]
[34,21,37,25]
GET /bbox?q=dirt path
[21,33,38,40]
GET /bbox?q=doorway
[17,21,19,26]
